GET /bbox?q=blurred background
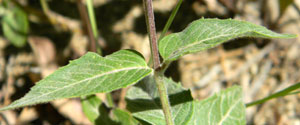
[0,0,299,124]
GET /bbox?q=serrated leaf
[2,5,29,47]
[159,18,297,62]
[113,108,139,125]
[0,50,152,111]
[126,76,245,125]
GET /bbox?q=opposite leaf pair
[0,19,296,125]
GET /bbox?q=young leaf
[82,95,117,124]
[113,108,139,125]
[81,95,102,124]
[126,76,246,124]
[0,50,152,111]
[2,5,29,47]
[159,18,297,62]
[82,96,138,124]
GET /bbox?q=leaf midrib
[5,66,151,109]
[217,98,242,125]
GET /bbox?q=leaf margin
[0,50,152,111]
[159,18,297,62]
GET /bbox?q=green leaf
[81,95,115,124]
[81,95,102,124]
[0,50,152,111]
[190,86,246,125]
[113,108,139,125]
[126,75,194,125]
[2,5,29,47]
[82,96,138,125]
[159,18,297,62]
[246,82,300,107]
[126,76,246,125]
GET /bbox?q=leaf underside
[126,76,246,125]
[0,50,152,111]
[159,18,297,62]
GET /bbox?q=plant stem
[86,0,98,39]
[76,0,97,52]
[143,0,174,124]
[246,82,300,107]
[147,0,183,67]
[40,0,49,13]
[154,72,174,125]
[86,0,102,54]
[143,0,160,70]
[158,0,183,42]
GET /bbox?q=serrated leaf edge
[0,66,152,111]
[160,19,297,61]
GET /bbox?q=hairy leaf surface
[126,76,245,125]
[159,18,296,62]
[189,86,246,125]
[0,50,152,111]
